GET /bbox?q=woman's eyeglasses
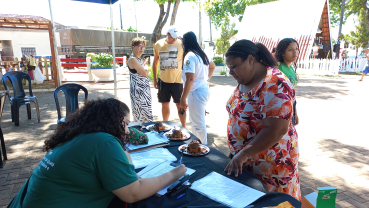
[136,46,146,50]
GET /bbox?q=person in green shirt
[275,38,299,125]
[8,98,186,208]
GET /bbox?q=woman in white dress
[179,31,214,145]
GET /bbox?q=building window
[21,47,36,56]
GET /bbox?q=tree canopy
[215,17,238,58]
[204,0,278,28]
[330,0,368,26]
[343,8,369,49]
[149,0,197,43]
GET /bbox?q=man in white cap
[152,26,186,127]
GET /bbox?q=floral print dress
[226,67,300,201]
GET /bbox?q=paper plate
[164,131,191,141]
[145,124,172,132]
[178,144,210,156]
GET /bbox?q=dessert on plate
[154,121,165,131]
[187,140,201,154]
[172,129,183,139]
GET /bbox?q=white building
[0,14,69,60]
[0,28,61,59]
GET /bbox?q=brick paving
[0,75,369,207]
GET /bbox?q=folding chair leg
[11,105,14,122]
[32,99,40,123]
[27,103,31,120]
[14,104,20,126]
[0,150,3,168]
[0,128,7,160]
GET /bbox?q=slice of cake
[187,140,201,154]
[154,121,165,131]
[172,129,182,139]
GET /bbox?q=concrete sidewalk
[0,75,369,207]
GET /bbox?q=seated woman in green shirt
[8,98,186,208]
[275,38,299,125]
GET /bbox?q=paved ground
[0,74,369,207]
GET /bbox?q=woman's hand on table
[224,151,248,177]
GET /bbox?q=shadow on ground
[298,138,369,207]
[0,90,116,163]
[295,85,349,100]
[209,76,237,87]
[317,139,369,176]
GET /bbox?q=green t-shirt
[9,132,138,208]
[278,63,298,87]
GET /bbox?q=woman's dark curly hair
[275,38,300,70]
[44,98,130,152]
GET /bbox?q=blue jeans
[187,84,210,144]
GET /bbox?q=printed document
[138,161,196,195]
[190,172,265,208]
[130,148,177,169]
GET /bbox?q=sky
[0,0,358,42]
[0,0,220,41]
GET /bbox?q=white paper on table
[138,161,196,195]
[130,148,177,169]
[126,132,169,151]
[190,172,265,208]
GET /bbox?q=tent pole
[48,0,62,87]
[110,0,117,98]
[133,0,138,37]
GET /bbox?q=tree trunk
[364,0,369,48]
[170,0,181,26]
[151,1,172,43]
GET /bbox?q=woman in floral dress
[224,40,300,201]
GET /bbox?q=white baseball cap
[167,26,179,38]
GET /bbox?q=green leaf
[204,0,278,28]
[215,16,238,58]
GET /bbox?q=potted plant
[213,56,224,66]
[213,56,229,76]
[89,53,114,81]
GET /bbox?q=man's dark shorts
[157,79,183,103]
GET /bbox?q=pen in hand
[176,193,185,199]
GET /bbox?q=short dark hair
[131,37,146,47]
[226,39,277,67]
[44,98,130,151]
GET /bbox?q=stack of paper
[138,161,196,195]
[190,172,265,208]
[130,148,177,169]
[126,131,169,151]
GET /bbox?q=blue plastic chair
[2,71,40,126]
[0,91,8,167]
[54,83,88,123]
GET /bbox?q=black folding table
[129,121,301,208]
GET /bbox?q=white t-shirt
[182,52,209,91]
